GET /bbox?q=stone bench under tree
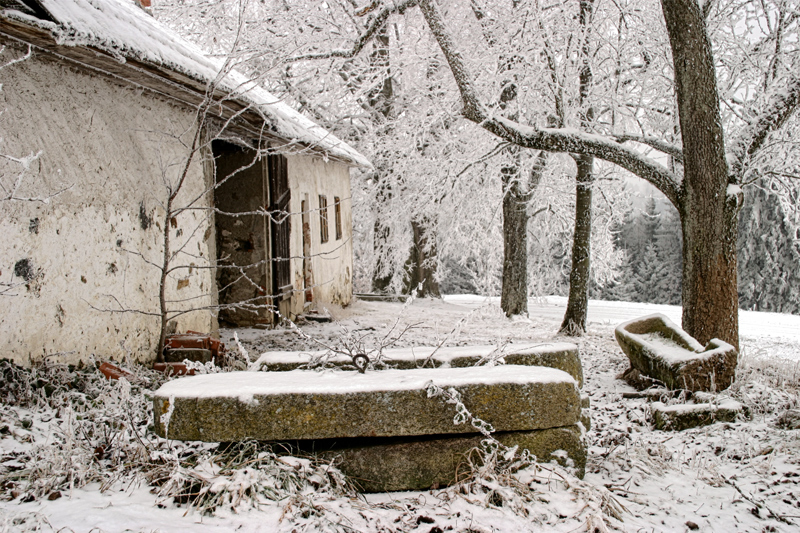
[153,365,586,492]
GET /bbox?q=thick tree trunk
[560,154,593,335]
[662,0,739,349]
[403,217,441,297]
[501,166,528,316]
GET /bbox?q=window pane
[334,197,342,240]
[319,195,329,244]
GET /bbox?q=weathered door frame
[267,152,292,321]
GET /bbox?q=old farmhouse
[0,0,370,365]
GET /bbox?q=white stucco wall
[286,154,354,315]
[0,45,216,365]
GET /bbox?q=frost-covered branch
[613,133,683,164]
[728,75,800,180]
[417,0,681,207]
[285,0,419,63]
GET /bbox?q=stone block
[306,425,586,492]
[153,366,580,442]
[615,314,738,392]
[354,293,410,303]
[651,400,745,431]
[251,343,583,387]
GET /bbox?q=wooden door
[268,154,291,318]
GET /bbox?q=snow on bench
[152,365,587,489]
[615,313,738,392]
[250,342,583,387]
[153,365,580,442]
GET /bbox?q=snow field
[1,296,799,532]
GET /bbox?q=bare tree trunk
[403,217,441,297]
[661,0,739,349]
[156,112,208,362]
[500,150,547,316]
[560,0,595,335]
[371,196,393,292]
[560,153,593,334]
[501,164,529,316]
[156,195,174,363]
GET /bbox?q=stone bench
[615,313,738,392]
[251,342,584,388]
[153,365,585,491]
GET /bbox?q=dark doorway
[267,153,291,320]
[213,140,270,327]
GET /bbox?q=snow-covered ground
[2,296,800,532]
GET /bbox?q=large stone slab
[251,343,583,387]
[153,366,580,442]
[304,425,586,492]
[650,400,745,431]
[615,314,738,392]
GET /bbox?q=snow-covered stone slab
[312,425,585,492]
[650,400,746,431]
[152,366,580,442]
[615,314,738,392]
[354,293,410,303]
[251,343,583,387]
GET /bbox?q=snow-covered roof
[0,0,371,168]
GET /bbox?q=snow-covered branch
[417,0,681,207]
[613,133,683,164]
[285,0,419,63]
[728,75,800,180]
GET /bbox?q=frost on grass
[0,359,353,519]
[4,297,800,531]
[0,355,616,532]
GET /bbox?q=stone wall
[0,44,216,365]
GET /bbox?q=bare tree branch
[729,74,800,180]
[285,0,419,63]
[613,133,684,163]
[417,0,682,207]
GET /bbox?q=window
[318,195,329,243]
[334,196,342,240]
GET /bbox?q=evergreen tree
[653,206,682,305]
[596,196,682,305]
[738,180,800,314]
[633,243,671,303]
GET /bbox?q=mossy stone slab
[251,343,583,387]
[651,400,745,431]
[615,314,738,392]
[153,366,580,442]
[308,424,586,492]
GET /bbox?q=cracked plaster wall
[0,45,216,365]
